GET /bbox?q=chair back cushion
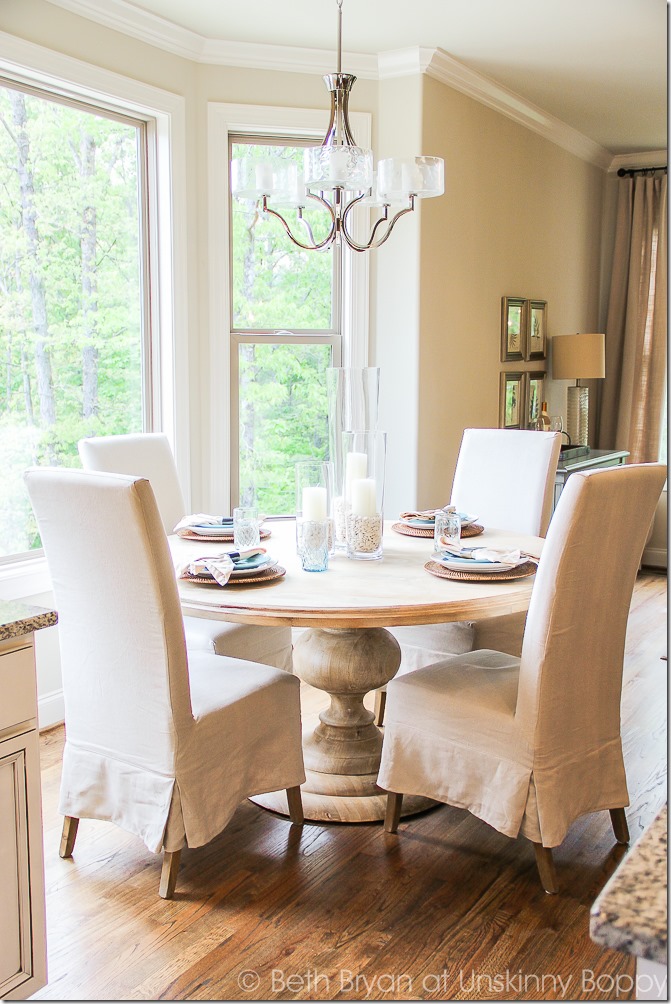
[450,428,561,536]
[516,464,666,831]
[78,433,186,533]
[25,468,192,775]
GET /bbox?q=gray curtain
[597,172,667,462]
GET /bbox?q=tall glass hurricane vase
[342,430,387,560]
[327,367,380,548]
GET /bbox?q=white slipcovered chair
[377,429,561,724]
[25,467,306,898]
[379,463,667,893]
[78,432,293,671]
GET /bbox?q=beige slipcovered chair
[25,467,305,898]
[377,429,562,724]
[78,432,293,671]
[379,463,667,893]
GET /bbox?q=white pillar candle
[302,485,327,521]
[345,452,368,498]
[351,477,377,517]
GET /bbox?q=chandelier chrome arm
[262,190,418,254]
[340,194,416,252]
[261,193,336,252]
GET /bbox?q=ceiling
[50,0,668,155]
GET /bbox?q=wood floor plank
[32,570,666,1001]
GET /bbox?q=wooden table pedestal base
[250,625,436,823]
[250,775,435,823]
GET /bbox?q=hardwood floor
[32,571,667,1001]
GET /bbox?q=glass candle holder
[342,430,386,560]
[327,367,380,549]
[295,460,335,556]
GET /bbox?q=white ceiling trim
[47,0,614,169]
[404,48,612,171]
[608,151,667,173]
[44,0,377,75]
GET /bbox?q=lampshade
[552,333,606,380]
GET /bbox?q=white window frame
[207,101,371,513]
[0,31,188,592]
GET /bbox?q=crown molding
[45,0,613,168]
[608,150,667,172]
[401,47,612,171]
[43,0,377,75]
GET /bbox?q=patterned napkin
[399,506,455,521]
[173,513,234,534]
[175,547,267,585]
[440,543,522,564]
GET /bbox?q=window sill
[0,554,52,601]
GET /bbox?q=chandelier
[231,0,444,253]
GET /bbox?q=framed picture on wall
[526,300,547,360]
[499,371,523,429]
[501,296,526,361]
[525,371,546,429]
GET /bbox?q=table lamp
[551,333,605,447]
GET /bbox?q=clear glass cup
[434,511,462,553]
[233,506,260,550]
[549,416,563,433]
[296,519,329,572]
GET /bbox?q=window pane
[238,342,331,513]
[231,142,334,331]
[0,84,144,557]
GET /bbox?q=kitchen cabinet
[0,603,57,1001]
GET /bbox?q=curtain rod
[617,165,667,177]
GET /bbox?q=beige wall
[408,75,605,505]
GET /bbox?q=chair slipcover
[378,463,667,847]
[78,433,292,671]
[390,428,562,672]
[25,468,306,855]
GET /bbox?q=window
[230,137,340,513]
[0,80,148,558]
[208,102,370,518]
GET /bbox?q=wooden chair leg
[59,816,79,859]
[159,850,181,899]
[532,842,558,894]
[374,688,386,727]
[286,785,304,826]
[384,792,403,833]
[609,808,630,844]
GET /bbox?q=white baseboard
[38,689,65,731]
[642,546,667,570]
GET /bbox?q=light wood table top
[171,519,544,629]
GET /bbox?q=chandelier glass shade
[230,1,444,253]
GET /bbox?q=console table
[554,448,629,511]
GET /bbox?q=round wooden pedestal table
[172,520,543,823]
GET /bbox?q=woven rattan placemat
[424,558,537,583]
[180,564,286,586]
[392,522,484,539]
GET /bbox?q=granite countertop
[0,598,58,641]
[590,805,667,965]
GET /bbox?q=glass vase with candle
[342,431,386,560]
[327,368,380,549]
[295,460,335,562]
